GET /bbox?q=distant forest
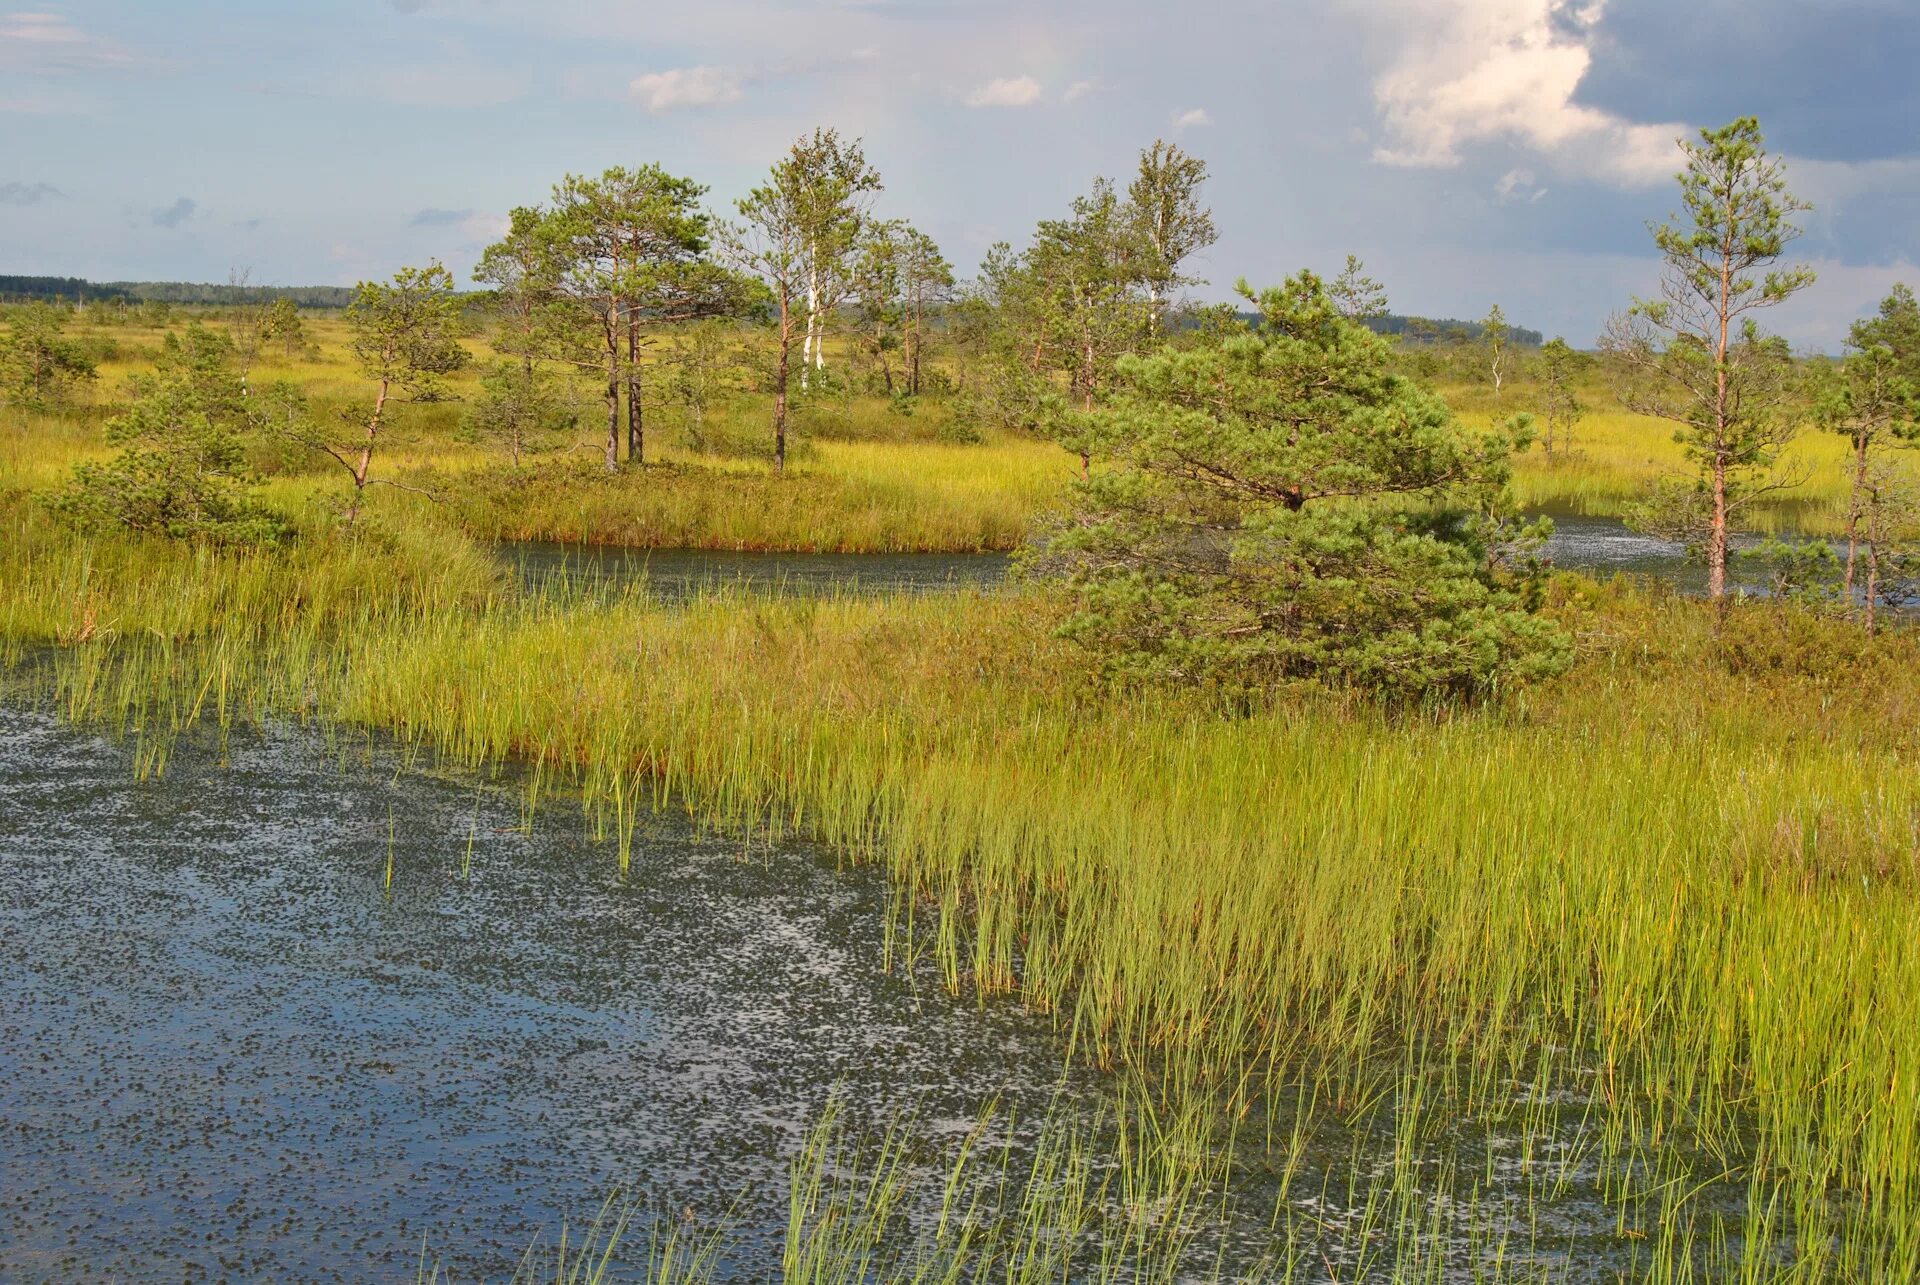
[1362,314,1545,346]
[0,275,358,308]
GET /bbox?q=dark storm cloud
[1577,0,1920,162]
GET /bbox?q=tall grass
[8,511,1920,1275]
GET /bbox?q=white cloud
[1357,0,1683,187]
[1063,79,1096,102]
[964,75,1042,108]
[1495,167,1546,203]
[0,10,131,71]
[630,65,744,113]
[1172,107,1210,130]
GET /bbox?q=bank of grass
[7,507,1920,1275]
[1459,384,1861,535]
[10,310,1902,551]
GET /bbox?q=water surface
[0,707,1097,1281]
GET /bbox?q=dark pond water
[0,707,1105,1281]
[496,514,1749,605]
[499,542,1011,601]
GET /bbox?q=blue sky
[3,0,1916,347]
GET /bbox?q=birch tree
[784,128,882,387]
[1481,304,1511,396]
[333,263,467,523]
[1603,117,1814,603]
[721,160,809,473]
[1127,140,1215,333]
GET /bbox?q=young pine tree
[1042,272,1569,696]
[0,303,96,410]
[1604,117,1815,603]
[48,323,284,544]
[1814,283,1920,627]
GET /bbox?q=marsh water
[495,513,1736,603]
[0,706,1118,1280]
[0,516,1791,1281]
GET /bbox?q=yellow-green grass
[8,507,1920,1273]
[1459,379,1868,535]
[12,311,1902,554]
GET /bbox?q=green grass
[8,504,1920,1276]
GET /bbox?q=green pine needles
[1042,271,1570,696]
[45,322,287,546]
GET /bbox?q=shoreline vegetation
[0,307,1890,556]
[6,506,1920,1275]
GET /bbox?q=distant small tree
[47,323,284,543]
[1030,177,1153,475]
[1330,254,1389,321]
[1603,116,1815,604]
[1813,283,1920,626]
[897,224,952,397]
[261,297,312,360]
[850,218,906,394]
[1482,304,1511,396]
[324,263,468,523]
[665,318,748,452]
[225,268,268,394]
[0,303,96,410]
[1536,337,1585,455]
[463,361,575,466]
[1042,272,1568,696]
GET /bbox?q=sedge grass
[7,509,1920,1276]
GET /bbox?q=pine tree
[1041,272,1569,696]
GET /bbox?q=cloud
[1495,168,1547,203]
[1358,0,1684,186]
[1063,79,1097,102]
[964,75,1042,108]
[630,65,744,113]
[1172,107,1211,130]
[411,208,509,243]
[0,10,132,72]
[150,197,196,229]
[0,179,62,205]
[410,207,473,227]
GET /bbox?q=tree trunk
[1707,452,1729,603]
[625,313,645,465]
[774,303,791,475]
[604,351,620,473]
[1866,489,1882,635]
[907,308,921,396]
[1844,434,1868,611]
[346,375,390,525]
[801,263,820,390]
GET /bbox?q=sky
[3,0,1917,348]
